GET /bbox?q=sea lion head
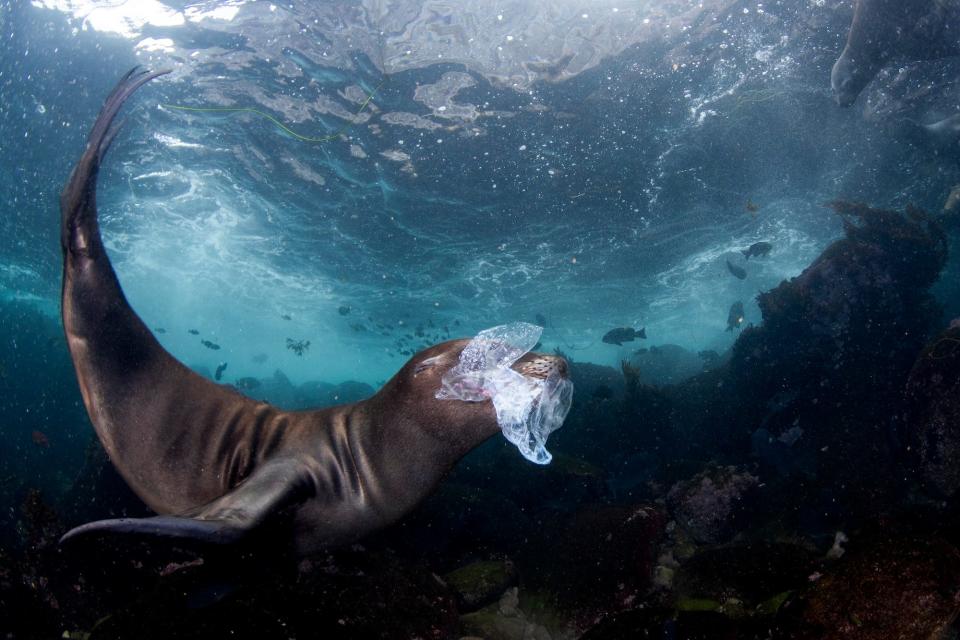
[379,339,569,454]
[831,48,878,107]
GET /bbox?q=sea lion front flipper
[61,458,316,548]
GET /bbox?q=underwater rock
[553,361,675,472]
[667,465,761,545]
[781,535,960,640]
[0,547,59,638]
[740,202,946,388]
[458,587,556,640]
[904,325,960,498]
[255,369,298,407]
[519,504,666,629]
[83,546,459,640]
[577,607,674,640]
[568,362,626,397]
[580,606,772,640]
[447,441,608,515]
[629,343,704,386]
[292,380,336,407]
[379,481,532,563]
[443,558,518,613]
[713,202,947,516]
[19,488,62,555]
[674,542,818,611]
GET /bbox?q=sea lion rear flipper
[61,458,315,547]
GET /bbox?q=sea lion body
[60,69,569,555]
[832,0,960,106]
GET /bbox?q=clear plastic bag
[437,322,573,464]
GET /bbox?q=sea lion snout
[512,352,569,381]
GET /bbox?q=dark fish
[280,314,292,321]
[454,320,461,326]
[235,377,261,391]
[286,338,310,356]
[726,259,747,280]
[201,340,220,350]
[251,353,268,364]
[727,301,745,332]
[338,306,351,316]
[31,430,50,448]
[188,329,199,335]
[742,241,772,260]
[215,362,228,381]
[602,327,647,346]
[154,327,166,334]
[698,349,720,362]
[535,313,548,327]
[745,200,759,214]
[350,323,367,333]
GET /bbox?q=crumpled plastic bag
[436,322,573,464]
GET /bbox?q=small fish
[745,200,759,214]
[188,329,200,335]
[31,430,50,448]
[280,314,292,321]
[726,260,747,280]
[535,313,548,327]
[215,362,228,381]
[154,327,167,334]
[235,376,261,391]
[742,241,772,260]
[350,323,367,333]
[602,327,647,346]
[286,338,310,356]
[727,301,745,332]
[251,353,268,364]
[338,305,352,316]
[201,340,221,351]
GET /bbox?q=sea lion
[59,68,569,556]
[832,0,960,107]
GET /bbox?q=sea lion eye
[414,355,445,374]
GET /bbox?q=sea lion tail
[60,66,171,255]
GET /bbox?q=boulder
[667,465,761,544]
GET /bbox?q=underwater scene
[4,0,960,637]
